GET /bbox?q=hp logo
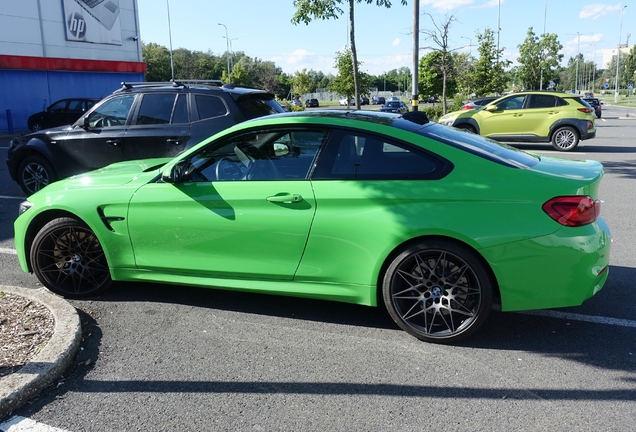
[67,12,87,38]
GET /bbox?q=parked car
[582,97,602,118]
[27,98,101,131]
[461,96,499,110]
[305,98,319,107]
[387,96,400,102]
[439,91,596,151]
[14,110,611,344]
[360,96,369,105]
[372,96,386,105]
[7,81,285,195]
[339,97,350,106]
[380,100,408,114]
[291,99,303,108]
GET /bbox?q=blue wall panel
[0,70,143,134]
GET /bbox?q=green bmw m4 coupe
[14,110,611,343]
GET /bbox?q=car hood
[54,158,172,190]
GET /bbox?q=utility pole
[615,6,627,103]
[166,0,174,80]
[412,0,419,112]
[218,23,230,79]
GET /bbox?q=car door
[477,94,528,137]
[521,94,564,137]
[126,127,328,280]
[56,94,136,176]
[124,93,191,160]
[43,99,71,129]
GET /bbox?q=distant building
[0,0,146,133]
[601,44,631,69]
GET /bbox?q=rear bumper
[481,217,611,311]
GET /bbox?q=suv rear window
[237,95,285,120]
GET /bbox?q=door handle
[106,140,120,146]
[267,193,303,203]
[513,113,523,117]
[166,138,181,145]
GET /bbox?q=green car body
[14,111,611,343]
[439,91,597,151]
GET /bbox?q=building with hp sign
[0,0,145,133]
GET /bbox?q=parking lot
[1,105,635,431]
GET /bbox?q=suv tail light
[577,107,594,113]
[542,196,600,227]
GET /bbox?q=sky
[136,0,633,76]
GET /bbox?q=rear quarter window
[237,95,285,120]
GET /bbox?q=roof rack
[119,79,224,90]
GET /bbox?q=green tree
[328,48,372,105]
[292,68,315,97]
[420,13,458,114]
[517,28,562,90]
[142,42,172,82]
[621,45,636,89]
[292,0,406,109]
[471,28,507,96]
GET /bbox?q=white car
[339,98,350,106]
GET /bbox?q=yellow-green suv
[439,91,596,151]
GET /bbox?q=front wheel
[30,217,112,298]
[551,126,579,151]
[382,239,493,343]
[17,155,57,196]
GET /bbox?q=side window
[135,94,177,125]
[183,128,327,182]
[496,95,526,110]
[313,131,444,180]
[48,100,68,112]
[172,94,188,124]
[86,95,136,128]
[68,100,84,111]
[195,95,228,120]
[528,95,557,109]
[86,100,96,110]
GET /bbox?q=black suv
[28,98,101,131]
[7,81,285,195]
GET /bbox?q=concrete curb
[0,286,81,419]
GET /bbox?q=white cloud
[563,33,604,57]
[392,38,401,47]
[270,49,337,75]
[579,3,622,20]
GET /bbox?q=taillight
[542,196,600,227]
[577,107,593,113]
[462,104,472,110]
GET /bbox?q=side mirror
[161,160,187,183]
[82,117,90,129]
[484,105,497,112]
[273,143,289,157]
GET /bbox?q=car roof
[113,81,271,96]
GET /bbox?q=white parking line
[0,248,17,255]
[0,195,25,200]
[0,416,71,432]
[518,309,636,328]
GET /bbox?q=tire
[551,126,579,151]
[17,155,57,196]
[456,124,477,134]
[30,217,112,298]
[31,122,42,132]
[382,239,493,344]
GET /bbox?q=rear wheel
[551,126,579,151]
[31,122,43,132]
[30,217,112,298]
[382,239,493,344]
[17,155,57,196]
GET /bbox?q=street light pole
[461,36,472,56]
[614,6,627,103]
[166,0,174,80]
[218,23,230,79]
[540,0,547,90]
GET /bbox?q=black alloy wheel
[382,239,493,343]
[30,217,112,298]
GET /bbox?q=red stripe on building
[0,55,146,73]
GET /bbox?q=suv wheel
[551,126,579,151]
[17,155,57,195]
